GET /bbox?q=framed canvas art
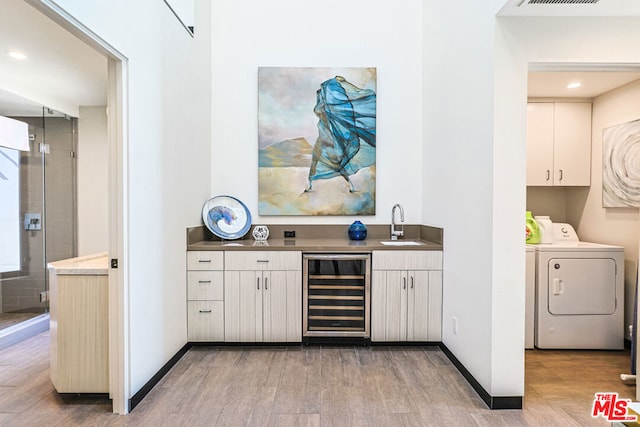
[258,67,377,215]
[603,118,640,207]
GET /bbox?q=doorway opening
[523,63,640,403]
[3,0,128,414]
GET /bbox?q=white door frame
[25,0,129,414]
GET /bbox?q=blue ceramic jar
[348,221,367,240]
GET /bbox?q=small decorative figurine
[252,225,270,241]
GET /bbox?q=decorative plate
[202,196,252,240]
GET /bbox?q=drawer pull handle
[198,280,212,284]
[199,310,212,313]
[257,260,269,263]
[198,260,212,263]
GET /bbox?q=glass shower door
[0,115,48,328]
[42,108,77,269]
[0,108,77,332]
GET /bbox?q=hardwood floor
[0,331,634,426]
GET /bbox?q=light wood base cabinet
[187,251,224,341]
[224,251,301,342]
[48,256,109,393]
[371,250,443,342]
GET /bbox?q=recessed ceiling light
[7,51,27,60]
[567,82,582,89]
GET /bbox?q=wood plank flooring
[0,331,634,426]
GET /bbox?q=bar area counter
[48,253,109,393]
[187,224,444,252]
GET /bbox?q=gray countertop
[187,224,443,251]
[187,237,442,252]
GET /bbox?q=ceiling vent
[521,0,600,4]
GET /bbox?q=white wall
[77,106,108,256]
[423,1,520,396]
[526,186,569,223]
[50,0,213,400]
[211,0,423,225]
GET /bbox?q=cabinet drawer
[372,250,442,270]
[225,251,301,271]
[187,251,224,270]
[187,271,224,300]
[187,301,224,341]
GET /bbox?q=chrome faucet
[391,204,404,240]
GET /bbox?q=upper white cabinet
[224,251,301,342]
[526,102,592,186]
[371,250,443,342]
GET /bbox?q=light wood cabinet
[48,255,109,393]
[224,251,301,342]
[371,251,443,342]
[526,102,592,186]
[187,251,224,341]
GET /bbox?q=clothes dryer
[535,223,624,349]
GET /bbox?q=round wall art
[202,195,252,239]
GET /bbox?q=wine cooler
[303,253,371,342]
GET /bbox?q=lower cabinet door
[187,301,224,341]
[427,270,443,341]
[386,270,408,342]
[372,269,442,342]
[371,270,387,341]
[263,271,286,342]
[224,270,262,342]
[407,270,429,341]
[371,270,408,341]
[263,270,302,342]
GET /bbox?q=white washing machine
[535,223,624,350]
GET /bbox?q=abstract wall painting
[603,119,640,208]
[258,67,377,215]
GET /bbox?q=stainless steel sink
[379,241,424,246]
